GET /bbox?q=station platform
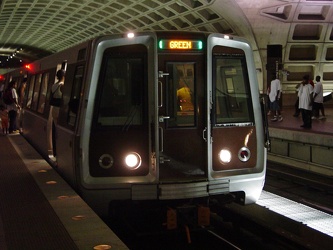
[267,105,333,177]
[268,106,333,135]
[0,134,128,250]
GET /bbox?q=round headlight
[218,149,231,164]
[125,152,141,170]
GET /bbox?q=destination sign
[158,39,203,50]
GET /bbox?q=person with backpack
[5,80,20,134]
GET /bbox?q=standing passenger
[312,75,325,120]
[269,74,283,122]
[17,78,27,131]
[50,69,65,157]
[298,75,313,129]
[6,80,20,133]
[50,69,65,124]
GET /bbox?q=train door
[207,34,259,180]
[48,61,67,159]
[158,55,206,180]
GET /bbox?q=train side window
[26,75,36,109]
[30,74,42,111]
[67,66,84,126]
[37,73,49,114]
[96,45,146,127]
[213,54,253,125]
[26,75,35,108]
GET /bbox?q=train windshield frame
[94,44,147,129]
[212,53,254,126]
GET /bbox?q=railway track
[104,160,333,249]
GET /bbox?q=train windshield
[96,45,146,127]
[213,55,254,125]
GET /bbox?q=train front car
[80,32,266,214]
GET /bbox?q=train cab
[80,32,266,209]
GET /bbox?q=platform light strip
[257,190,333,236]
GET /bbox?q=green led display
[159,39,203,50]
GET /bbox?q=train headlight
[218,149,231,164]
[238,147,251,162]
[125,152,141,170]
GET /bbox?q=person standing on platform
[269,74,283,122]
[50,70,65,124]
[17,78,27,132]
[5,80,20,134]
[50,69,65,157]
[298,75,313,129]
[312,75,326,120]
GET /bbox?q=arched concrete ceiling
[0,0,249,61]
[1,0,333,92]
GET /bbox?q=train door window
[67,66,84,127]
[96,45,146,127]
[166,63,196,127]
[37,73,49,114]
[213,53,253,125]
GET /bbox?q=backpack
[3,89,14,105]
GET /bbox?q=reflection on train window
[31,74,42,111]
[26,75,35,108]
[37,73,49,114]
[167,63,195,127]
[97,46,146,127]
[213,55,253,125]
[67,66,84,127]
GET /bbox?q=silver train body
[4,32,267,215]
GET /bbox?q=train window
[26,75,36,109]
[30,74,42,111]
[67,66,84,126]
[167,63,196,127]
[17,77,27,107]
[37,73,49,114]
[213,55,253,125]
[96,46,146,127]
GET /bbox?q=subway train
[1,31,268,216]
